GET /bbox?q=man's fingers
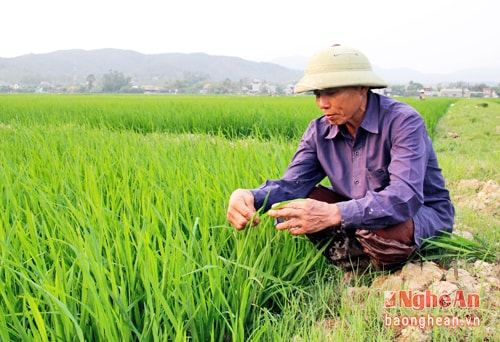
[288,227,304,235]
[227,207,259,229]
[275,219,304,235]
[227,189,259,229]
[268,205,302,219]
[226,211,246,229]
[240,206,257,221]
[236,201,259,222]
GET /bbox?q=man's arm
[251,122,326,211]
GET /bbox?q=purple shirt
[251,91,454,246]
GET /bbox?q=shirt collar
[324,91,380,139]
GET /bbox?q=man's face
[313,87,368,127]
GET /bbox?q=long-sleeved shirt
[251,91,454,246]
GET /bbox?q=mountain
[1,49,498,87]
[270,56,500,85]
[0,49,303,86]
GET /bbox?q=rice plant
[0,94,494,341]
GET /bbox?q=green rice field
[0,94,497,341]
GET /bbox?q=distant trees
[101,70,131,93]
[389,84,406,96]
[2,67,498,96]
[406,81,424,97]
[86,74,96,91]
[161,72,243,94]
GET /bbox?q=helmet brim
[294,70,388,94]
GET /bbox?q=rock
[454,179,500,214]
[371,274,404,291]
[459,273,480,294]
[370,262,447,292]
[485,276,500,290]
[398,262,445,291]
[431,280,459,296]
[349,257,499,339]
[445,267,471,283]
[473,260,497,278]
[396,326,431,342]
[452,229,474,241]
[482,179,500,195]
[457,179,482,191]
[472,180,500,212]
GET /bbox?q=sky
[2,0,499,74]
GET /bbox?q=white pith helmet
[294,44,388,94]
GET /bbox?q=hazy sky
[3,0,499,74]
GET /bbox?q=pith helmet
[294,44,387,94]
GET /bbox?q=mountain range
[0,49,498,87]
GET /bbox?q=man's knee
[355,229,416,270]
[373,219,415,246]
[307,185,416,271]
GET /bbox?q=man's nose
[317,96,331,109]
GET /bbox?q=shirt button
[354,179,360,185]
[354,151,360,156]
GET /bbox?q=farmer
[226,44,454,272]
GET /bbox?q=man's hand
[227,189,260,229]
[266,199,341,235]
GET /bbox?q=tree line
[1,70,498,97]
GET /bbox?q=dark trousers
[307,186,417,271]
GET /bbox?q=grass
[420,231,497,265]
[0,94,318,140]
[0,95,496,340]
[431,98,499,250]
[0,94,453,139]
[289,97,500,341]
[0,121,321,340]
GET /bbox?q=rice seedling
[420,231,498,264]
[0,94,495,341]
[0,118,322,340]
[0,94,453,139]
